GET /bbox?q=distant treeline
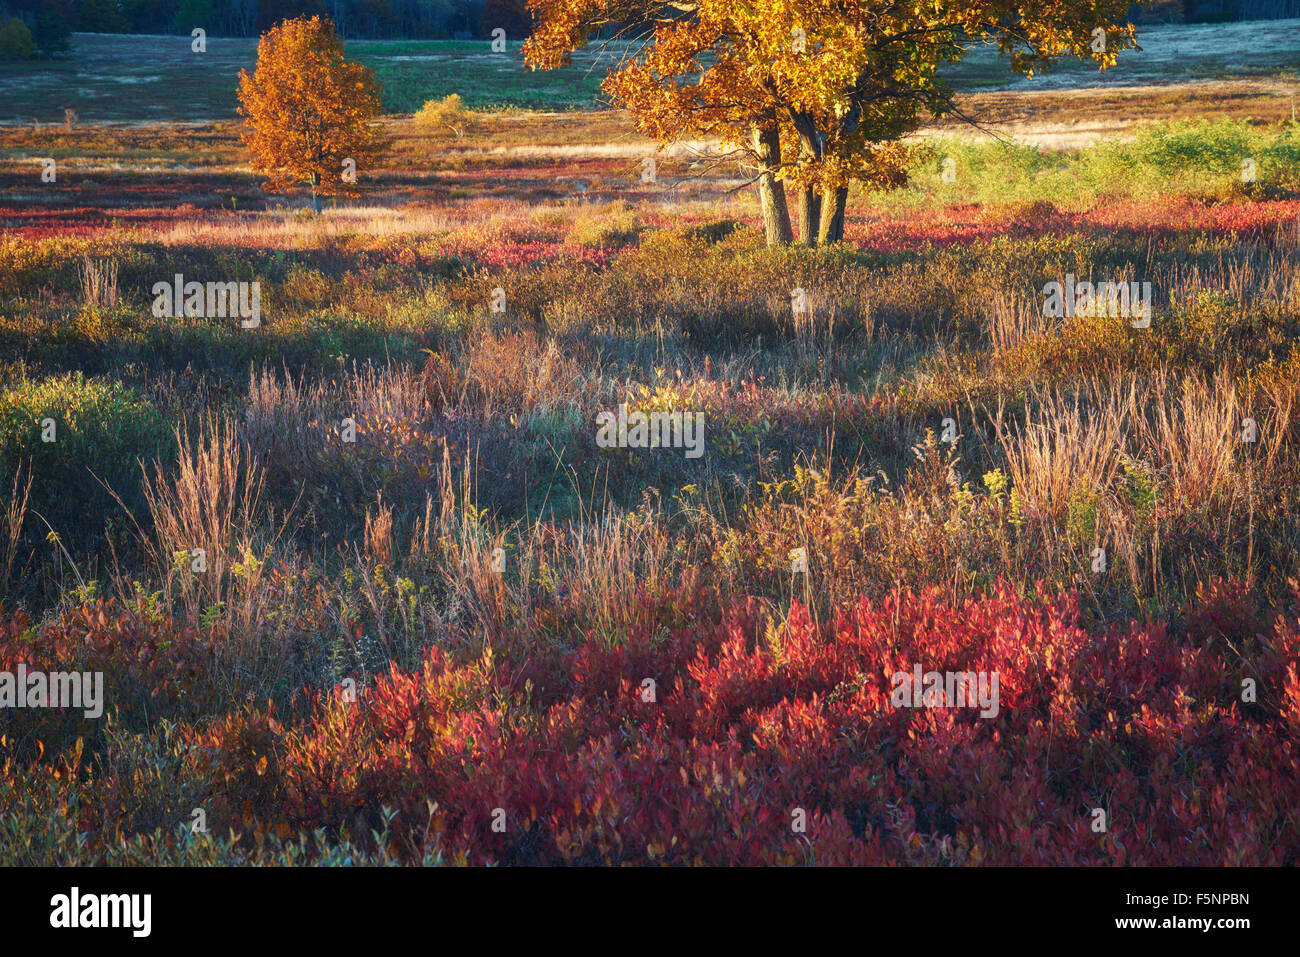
[0,0,528,50]
[0,0,1298,55]
[1135,0,1300,21]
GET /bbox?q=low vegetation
[1,58,1298,863]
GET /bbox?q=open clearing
[1,20,1299,869]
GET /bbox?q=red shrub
[0,602,217,757]
[195,581,1300,864]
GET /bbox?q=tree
[175,0,215,33]
[33,7,73,57]
[483,0,532,38]
[525,0,1139,246]
[0,17,35,58]
[78,0,129,32]
[237,16,386,213]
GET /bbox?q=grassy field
[0,33,609,121]
[1,25,1300,866]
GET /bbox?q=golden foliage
[525,0,1138,195]
[237,16,386,204]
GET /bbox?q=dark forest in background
[0,0,1297,56]
[0,0,526,49]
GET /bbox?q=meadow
[1,27,1300,865]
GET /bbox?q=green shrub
[0,18,34,60]
[569,200,644,249]
[0,373,171,551]
[414,94,473,136]
[909,119,1300,205]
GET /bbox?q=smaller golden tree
[238,16,385,213]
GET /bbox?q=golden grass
[140,417,268,633]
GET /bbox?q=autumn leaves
[522,0,1139,246]
[237,16,386,214]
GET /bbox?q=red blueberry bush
[0,602,217,759]
[194,580,1300,865]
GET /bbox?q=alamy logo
[50,888,150,937]
[596,404,705,459]
[152,274,261,327]
[890,665,1000,718]
[0,665,103,719]
[1042,274,1152,326]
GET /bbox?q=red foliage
[0,601,216,754]
[196,582,1300,865]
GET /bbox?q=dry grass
[77,256,118,309]
[406,442,679,647]
[363,494,394,566]
[1130,374,1243,513]
[986,367,1298,599]
[139,417,268,631]
[987,293,1043,354]
[345,362,429,425]
[0,462,31,602]
[995,383,1131,530]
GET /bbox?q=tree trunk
[792,124,826,246]
[796,186,822,247]
[752,124,793,247]
[312,191,323,215]
[817,186,849,245]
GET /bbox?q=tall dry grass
[1128,374,1241,512]
[78,256,118,309]
[992,368,1296,599]
[987,293,1043,353]
[394,445,676,647]
[0,463,32,603]
[138,417,270,635]
[995,381,1131,530]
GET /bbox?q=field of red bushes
[5,578,1296,865]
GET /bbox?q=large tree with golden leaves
[238,16,386,214]
[524,1,1140,245]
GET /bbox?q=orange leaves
[526,1,1140,246]
[237,17,386,204]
